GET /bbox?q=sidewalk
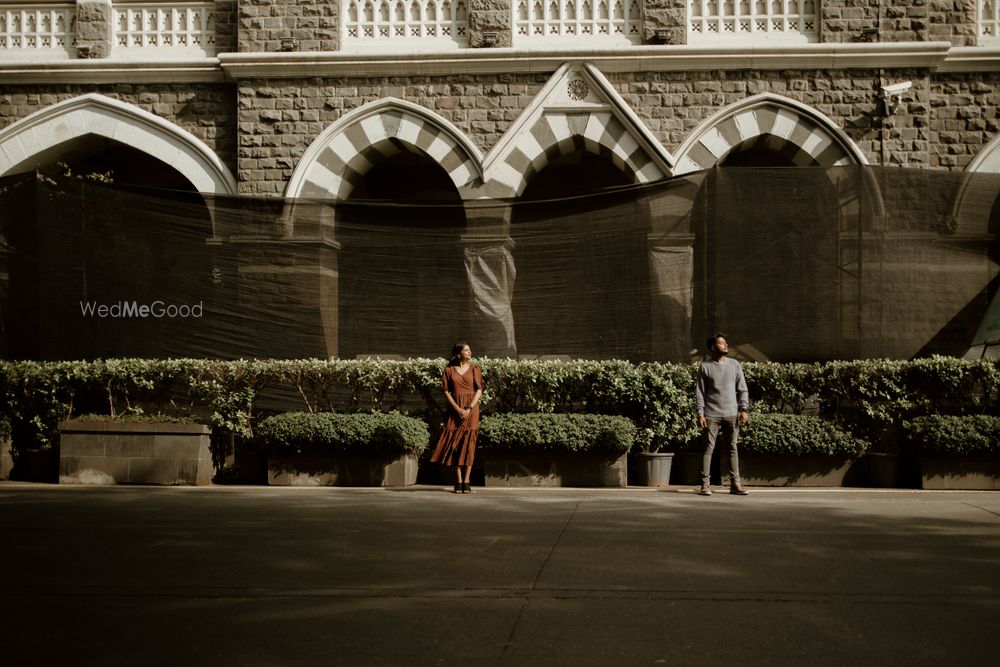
[1,483,998,666]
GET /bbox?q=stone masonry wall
[237,73,551,194]
[929,73,1000,169]
[238,0,339,52]
[821,0,930,43]
[235,68,1000,195]
[0,85,238,177]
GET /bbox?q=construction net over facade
[2,165,998,363]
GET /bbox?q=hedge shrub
[902,415,1000,456]
[737,414,867,457]
[257,411,429,457]
[478,413,636,454]
[3,355,999,455]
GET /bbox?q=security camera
[880,81,912,98]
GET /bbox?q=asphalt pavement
[1,483,999,666]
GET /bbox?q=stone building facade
[2,1,1000,361]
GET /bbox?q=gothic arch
[0,93,237,195]
[482,63,671,198]
[285,97,484,201]
[673,93,868,174]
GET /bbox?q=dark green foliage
[68,413,203,424]
[738,413,867,457]
[257,411,429,456]
[478,413,636,454]
[902,415,1000,455]
[2,355,998,456]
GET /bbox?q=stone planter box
[483,451,627,487]
[1,436,13,480]
[918,456,1000,490]
[58,421,213,485]
[267,453,418,487]
[738,454,865,487]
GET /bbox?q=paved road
[1,483,999,666]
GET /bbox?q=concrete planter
[58,421,213,485]
[1,435,13,480]
[483,451,627,487]
[738,454,865,487]
[918,456,1000,490]
[267,453,418,487]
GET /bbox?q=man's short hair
[706,332,727,350]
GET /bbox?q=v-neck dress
[429,364,483,466]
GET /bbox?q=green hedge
[478,413,636,454]
[257,412,429,457]
[902,415,1000,456]
[3,356,999,454]
[737,414,867,457]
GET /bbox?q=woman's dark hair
[447,342,470,366]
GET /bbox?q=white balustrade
[513,0,642,46]
[0,5,76,56]
[113,3,216,57]
[343,0,470,50]
[688,0,819,44]
[981,1,1000,44]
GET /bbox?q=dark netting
[1,165,999,362]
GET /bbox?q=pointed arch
[673,93,868,174]
[0,93,237,195]
[285,98,484,201]
[483,63,672,198]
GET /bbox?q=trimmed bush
[257,412,429,457]
[478,413,636,454]
[902,415,1000,456]
[737,414,867,457]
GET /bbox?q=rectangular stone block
[60,434,110,457]
[153,433,210,459]
[60,455,129,484]
[484,453,628,488]
[127,457,180,485]
[106,434,155,458]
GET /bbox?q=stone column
[0,241,10,358]
[76,0,113,58]
[648,236,696,362]
[217,203,341,359]
[463,204,516,357]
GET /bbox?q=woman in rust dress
[429,342,483,494]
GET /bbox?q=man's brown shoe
[730,487,749,496]
[698,485,712,496]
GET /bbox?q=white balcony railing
[513,0,642,47]
[688,0,819,44]
[980,1,1000,45]
[113,3,216,57]
[0,5,76,57]
[342,0,470,50]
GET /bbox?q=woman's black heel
[453,483,461,494]
[461,482,472,494]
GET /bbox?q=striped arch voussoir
[681,105,855,173]
[295,106,480,201]
[500,111,664,197]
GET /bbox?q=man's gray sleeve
[736,364,749,411]
[695,366,706,416]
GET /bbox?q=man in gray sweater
[695,333,750,496]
